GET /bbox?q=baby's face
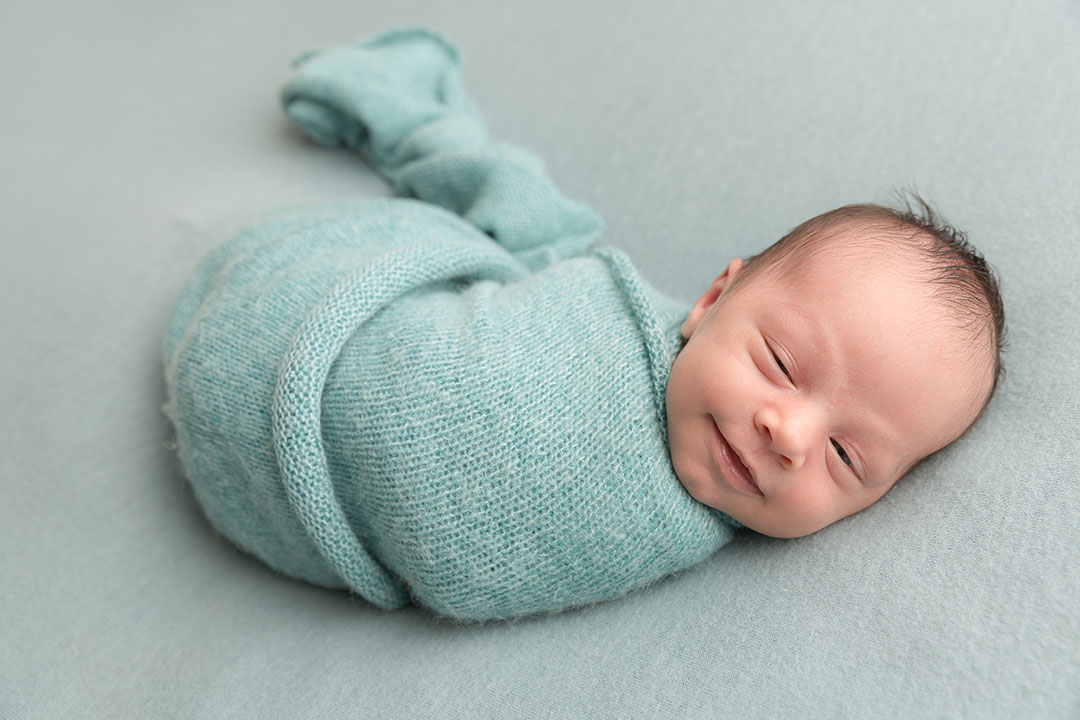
[666,239,990,538]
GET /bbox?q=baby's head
[665,197,1005,538]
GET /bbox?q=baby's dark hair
[736,193,1007,423]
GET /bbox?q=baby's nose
[754,406,811,470]
[778,448,806,471]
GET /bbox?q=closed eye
[831,439,853,467]
[771,350,791,379]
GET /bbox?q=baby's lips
[729,440,761,492]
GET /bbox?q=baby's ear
[680,258,744,339]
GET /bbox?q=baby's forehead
[767,234,984,357]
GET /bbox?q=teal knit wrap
[163,28,736,621]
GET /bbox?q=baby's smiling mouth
[711,418,764,496]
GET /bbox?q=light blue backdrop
[2,1,1077,717]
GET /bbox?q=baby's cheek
[773,485,846,536]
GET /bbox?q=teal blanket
[163,28,737,621]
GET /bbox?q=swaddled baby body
[163,28,1004,621]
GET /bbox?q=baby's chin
[715,507,832,539]
[751,523,819,540]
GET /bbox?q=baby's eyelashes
[771,350,791,379]
[830,439,853,467]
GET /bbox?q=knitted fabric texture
[163,27,737,621]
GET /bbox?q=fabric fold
[272,240,524,609]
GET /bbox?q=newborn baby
[668,203,1005,540]
[163,28,1005,621]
